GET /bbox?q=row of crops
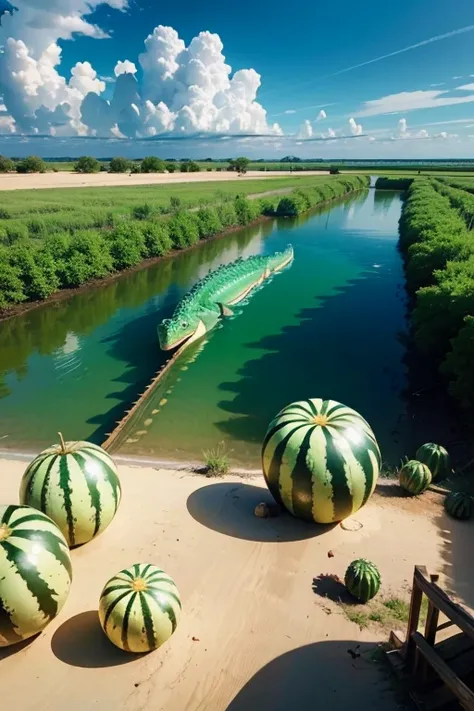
[399,178,474,408]
[0,175,369,309]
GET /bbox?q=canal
[0,188,409,467]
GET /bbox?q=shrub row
[0,177,368,309]
[399,179,474,408]
[374,177,413,191]
[274,175,369,216]
[433,180,474,229]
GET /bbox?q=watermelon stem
[58,432,66,454]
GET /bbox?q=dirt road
[1,461,471,710]
[0,170,327,192]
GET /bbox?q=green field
[0,174,334,226]
[0,174,368,310]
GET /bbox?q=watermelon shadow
[186,482,335,542]
[51,611,144,667]
[0,634,37,661]
[225,640,394,710]
[312,574,359,605]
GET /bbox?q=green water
[0,189,409,466]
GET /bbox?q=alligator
[158,245,294,351]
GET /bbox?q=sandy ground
[1,460,473,711]
[0,170,328,192]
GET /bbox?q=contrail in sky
[321,25,474,79]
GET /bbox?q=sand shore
[1,458,472,710]
[0,170,328,192]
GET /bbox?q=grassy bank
[0,175,369,312]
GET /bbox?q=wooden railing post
[404,565,427,670]
[420,574,440,683]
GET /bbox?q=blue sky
[1,0,474,157]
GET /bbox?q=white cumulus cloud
[115,60,137,77]
[349,117,362,135]
[297,119,313,139]
[0,15,281,139]
[317,109,326,121]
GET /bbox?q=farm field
[0,170,328,192]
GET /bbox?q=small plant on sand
[341,595,428,631]
[202,442,231,476]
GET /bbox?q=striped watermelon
[0,505,72,647]
[345,559,381,603]
[399,460,432,495]
[416,443,451,481]
[20,434,121,548]
[99,563,181,653]
[445,491,473,520]
[262,398,381,524]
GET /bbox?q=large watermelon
[416,443,451,481]
[262,398,381,524]
[399,460,432,495]
[99,563,181,653]
[0,505,72,647]
[20,434,121,547]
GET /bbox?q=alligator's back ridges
[171,246,293,320]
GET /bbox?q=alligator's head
[158,314,201,351]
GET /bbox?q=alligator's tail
[267,244,294,273]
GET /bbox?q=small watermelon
[0,505,72,647]
[99,563,181,653]
[445,491,473,521]
[345,559,381,603]
[20,433,121,547]
[262,398,381,524]
[399,460,432,495]
[416,443,451,481]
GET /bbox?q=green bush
[74,156,101,174]
[0,208,11,219]
[375,177,413,190]
[141,222,172,257]
[166,162,177,173]
[16,156,46,174]
[109,223,147,269]
[132,203,153,220]
[62,231,113,287]
[217,202,238,227]
[169,196,182,213]
[276,195,306,216]
[188,161,201,173]
[0,249,25,307]
[9,241,60,300]
[109,157,131,173]
[234,195,255,225]
[196,207,222,238]
[258,198,276,216]
[0,155,14,173]
[141,156,166,173]
[168,212,199,248]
